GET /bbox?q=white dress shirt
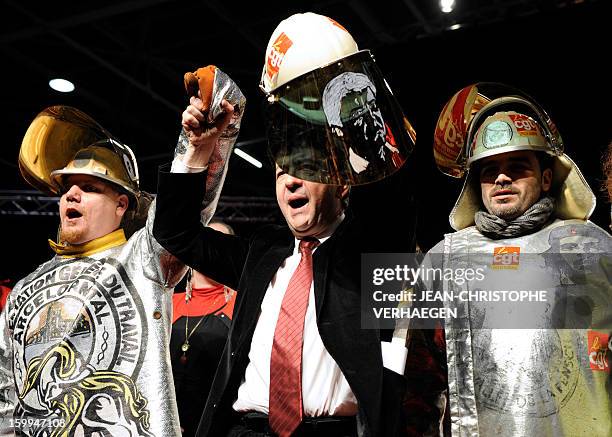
[233,216,407,416]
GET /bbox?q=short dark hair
[101,181,136,212]
[535,152,554,173]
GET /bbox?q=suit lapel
[234,233,294,352]
[312,241,330,317]
[312,215,351,317]
[312,215,385,434]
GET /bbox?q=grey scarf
[475,196,555,239]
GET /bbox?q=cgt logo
[508,114,540,136]
[492,246,520,269]
[266,32,293,81]
[588,331,610,372]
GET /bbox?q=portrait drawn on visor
[322,72,403,175]
[265,51,414,186]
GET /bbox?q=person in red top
[0,280,11,312]
[170,221,237,437]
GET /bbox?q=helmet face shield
[19,106,109,194]
[19,106,139,195]
[264,50,415,185]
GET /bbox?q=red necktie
[269,238,319,437]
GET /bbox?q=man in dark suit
[154,12,416,437]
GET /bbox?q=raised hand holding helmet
[177,65,244,168]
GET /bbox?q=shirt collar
[292,213,345,255]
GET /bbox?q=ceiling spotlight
[449,23,462,30]
[234,148,263,168]
[440,0,455,14]
[49,78,75,93]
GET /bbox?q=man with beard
[409,84,612,436]
[0,85,242,436]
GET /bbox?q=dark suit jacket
[154,164,416,436]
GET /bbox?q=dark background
[1,0,610,283]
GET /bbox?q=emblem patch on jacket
[588,330,610,372]
[6,258,151,436]
[492,246,520,269]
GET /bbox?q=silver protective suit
[427,219,612,436]
[0,208,185,437]
[0,67,244,436]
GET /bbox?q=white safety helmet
[260,12,415,186]
[260,12,358,94]
[434,83,595,230]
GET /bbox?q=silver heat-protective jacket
[426,219,611,437]
[0,205,186,437]
[0,66,245,437]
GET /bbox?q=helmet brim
[50,168,139,198]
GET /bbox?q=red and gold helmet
[433,83,595,230]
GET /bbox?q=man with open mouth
[0,74,244,437]
[154,11,417,437]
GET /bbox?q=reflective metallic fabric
[432,219,612,436]
[0,205,186,436]
[174,66,246,225]
[2,67,244,436]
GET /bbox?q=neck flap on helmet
[433,83,595,230]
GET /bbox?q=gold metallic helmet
[51,141,139,197]
[19,106,139,197]
[434,83,595,230]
